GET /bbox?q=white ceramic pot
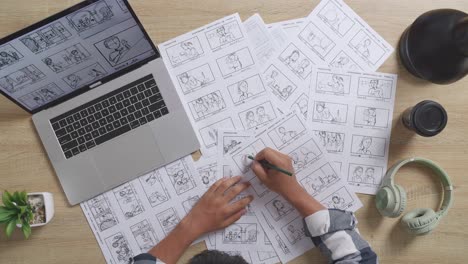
[27,192,54,227]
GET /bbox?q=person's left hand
[182,176,253,238]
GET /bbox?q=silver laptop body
[0,0,199,205]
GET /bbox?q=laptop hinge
[89,81,102,89]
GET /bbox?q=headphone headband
[381,157,453,216]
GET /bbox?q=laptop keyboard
[50,74,169,159]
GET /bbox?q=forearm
[148,217,200,264]
[283,183,326,217]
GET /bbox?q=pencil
[247,155,293,177]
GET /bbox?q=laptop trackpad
[92,126,164,187]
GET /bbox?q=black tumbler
[401,100,448,137]
[399,9,468,84]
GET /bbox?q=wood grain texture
[1,0,467,263]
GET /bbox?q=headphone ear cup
[394,184,407,216]
[376,186,396,217]
[401,208,439,235]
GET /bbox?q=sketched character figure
[266,70,280,90]
[237,80,253,101]
[217,26,235,44]
[194,98,208,117]
[287,224,304,242]
[173,170,189,186]
[355,39,371,58]
[0,51,20,66]
[272,200,290,217]
[33,96,45,106]
[245,111,258,128]
[357,136,372,155]
[352,166,364,183]
[40,88,57,101]
[284,50,300,65]
[280,85,293,99]
[327,132,344,152]
[367,79,384,98]
[180,41,199,59]
[44,57,63,72]
[301,146,317,163]
[320,74,344,93]
[88,68,105,79]
[256,106,270,124]
[278,126,297,143]
[364,167,375,184]
[67,74,81,89]
[295,59,310,77]
[295,98,308,118]
[328,195,346,209]
[70,49,84,63]
[226,53,242,71]
[330,56,349,68]
[111,235,132,263]
[180,72,202,90]
[21,37,41,53]
[224,139,241,154]
[315,102,339,122]
[363,108,377,126]
[290,152,304,170]
[103,36,131,64]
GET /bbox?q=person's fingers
[208,177,226,193]
[225,196,253,216]
[222,208,247,228]
[215,175,242,194]
[255,147,285,165]
[251,160,268,181]
[224,182,251,201]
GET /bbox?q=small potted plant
[0,191,54,238]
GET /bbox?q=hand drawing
[130,220,159,251]
[352,166,364,183]
[205,21,243,49]
[351,135,386,157]
[226,53,242,71]
[279,44,313,79]
[299,22,335,58]
[317,1,355,36]
[355,38,371,58]
[329,51,359,70]
[237,80,253,101]
[223,223,258,244]
[313,101,348,123]
[289,140,321,172]
[199,118,235,148]
[113,183,144,219]
[363,108,377,126]
[364,167,376,184]
[105,233,133,264]
[86,194,118,231]
[0,45,21,69]
[197,162,218,189]
[189,91,226,121]
[264,65,297,101]
[257,106,271,124]
[357,77,393,100]
[228,74,266,105]
[103,36,131,64]
[292,94,309,119]
[318,74,345,93]
[368,79,384,97]
[242,104,274,129]
[20,22,72,54]
[67,0,114,33]
[349,30,386,65]
[232,139,266,173]
[348,164,382,185]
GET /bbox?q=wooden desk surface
[1,0,467,263]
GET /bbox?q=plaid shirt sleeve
[304,209,378,264]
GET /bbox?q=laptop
[0,0,200,205]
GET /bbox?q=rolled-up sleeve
[303,209,378,264]
[132,253,158,264]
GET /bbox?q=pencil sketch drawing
[0,44,23,69]
[351,135,386,157]
[239,102,276,129]
[138,170,170,208]
[177,64,215,94]
[0,65,46,94]
[205,21,244,50]
[199,118,235,149]
[354,106,390,128]
[42,44,91,73]
[18,83,64,109]
[216,47,255,77]
[268,114,306,149]
[321,187,355,210]
[197,162,218,189]
[312,101,347,124]
[227,74,266,105]
[329,51,360,70]
[20,22,72,54]
[317,1,355,37]
[348,164,383,186]
[166,37,204,67]
[223,223,258,244]
[349,30,386,66]
[264,65,298,101]
[130,220,159,251]
[156,208,181,235]
[300,163,339,196]
[291,93,309,119]
[316,72,351,94]
[278,43,313,79]
[314,130,345,153]
[281,217,306,244]
[188,91,226,121]
[299,22,336,58]
[357,77,393,100]
[113,183,144,220]
[266,196,294,221]
[165,159,196,195]
[105,232,133,264]
[62,63,108,89]
[66,0,114,33]
[232,139,266,173]
[86,194,118,232]
[288,139,322,173]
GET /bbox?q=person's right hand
[250,147,302,200]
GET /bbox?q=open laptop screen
[0,0,158,113]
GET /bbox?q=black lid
[411,100,448,137]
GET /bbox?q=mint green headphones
[375,157,453,235]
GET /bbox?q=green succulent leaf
[0,207,17,223]
[5,218,17,238]
[2,191,15,209]
[20,191,28,205]
[21,221,31,239]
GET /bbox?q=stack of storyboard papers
[80,0,397,263]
